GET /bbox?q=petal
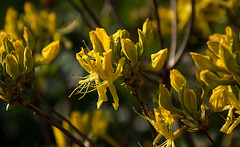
[108,83,119,110]
[96,78,108,109]
[95,28,109,52]
[112,57,125,81]
[103,50,114,77]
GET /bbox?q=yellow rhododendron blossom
[74,48,125,110]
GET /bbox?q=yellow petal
[108,83,119,110]
[95,28,109,52]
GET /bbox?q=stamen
[78,82,91,100]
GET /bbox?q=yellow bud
[159,84,184,115]
[142,18,153,46]
[170,69,186,92]
[199,70,236,89]
[6,54,20,79]
[219,42,240,75]
[207,41,220,56]
[108,36,120,62]
[151,48,167,71]
[121,38,138,64]
[13,40,24,66]
[23,27,35,50]
[209,86,229,112]
[120,29,130,39]
[2,35,14,53]
[36,40,60,65]
[190,52,226,72]
[23,47,34,75]
[183,88,198,115]
[138,29,147,57]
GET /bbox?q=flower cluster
[72,19,168,110]
[0,27,59,109]
[190,27,240,134]
[3,1,74,50]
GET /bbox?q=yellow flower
[146,107,186,147]
[74,48,125,110]
[209,85,229,112]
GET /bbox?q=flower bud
[5,54,20,79]
[183,87,198,115]
[170,69,187,92]
[23,47,34,75]
[120,29,130,39]
[199,70,236,89]
[142,18,153,46]
[13,40,24,67]
[190,52,226,72]
[121,38,138,64]
[2,35,14,53]
[207,41,220,57]
[150,48,167,71]
[37,40,60,65]
[108,36,120,62]
[138,29,147,57]
[219,42,240,75]
[23,27,35,50]
[159,84,184,116]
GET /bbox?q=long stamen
[68,82,86,97]
[78,82,91,100]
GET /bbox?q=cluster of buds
[141,27,240,146]
[190,27,240,134]
[0,27,60,109]
[191,27,239,93]
[4,1,73,50]
[72,19,168,110]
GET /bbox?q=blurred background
[0,0,240,146]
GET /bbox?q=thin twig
[31,88,97,147]
[168,0,195,69]
[78,0,102,28]
[168,0,178,68]
[19,100,85,147]
[133,88,158,139]
[106,0,125,29]
[68,0,94,30]
[152,0,164,49]
[202,130,219,147]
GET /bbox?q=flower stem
[31,88,96,147]
[202,130,219,147]
[152,0,164,48]
[133,88,158,139]
[19,100,85,147]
